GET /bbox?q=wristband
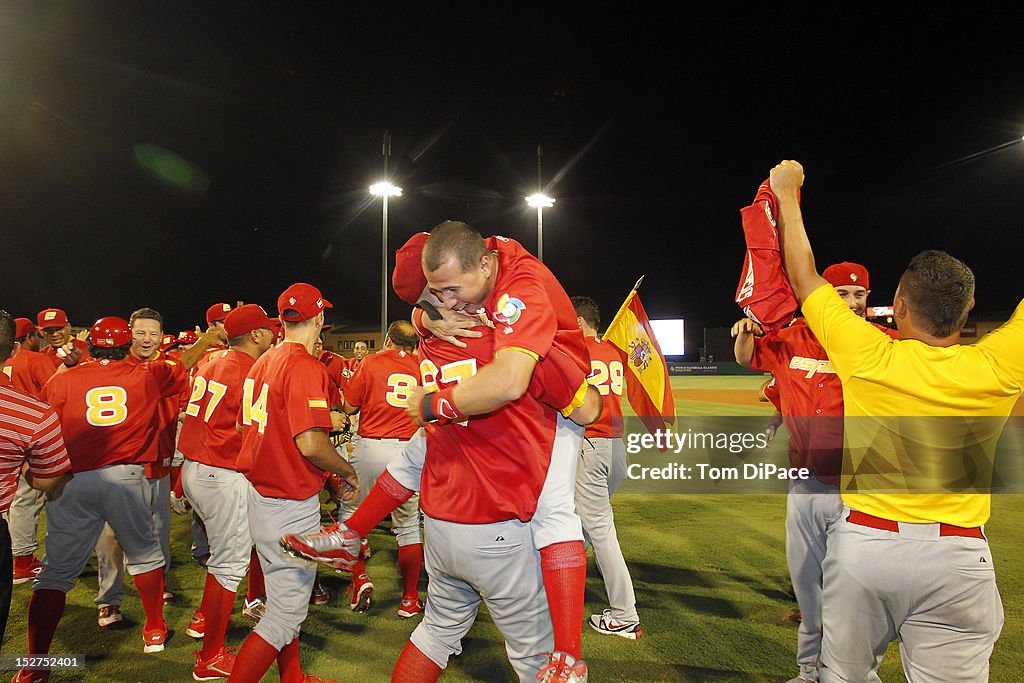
[420,387,464,423]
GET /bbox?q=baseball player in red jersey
[570,296,642,640]
[337,320,422,616]
[3,318,59,585]
[407,222,592,681]
[732,262,898,683]
[226,283,359,683]
[0,310,73,645]
[177,304,277,680]
[36,309,90,368]
[13,319,41,352]
[94,308,222,627]
[14,316,188,680]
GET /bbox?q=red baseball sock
[246,547,265,602]
[347,471,413,538]
[539,541,586,659]
[170,465,183,497]
[397,543,423,600]
[276,637,302,683]
[131,567,166,632]
[199,573,237,660]
[391,641,442,682]
[226,632,278,682]
[27,589,66,657]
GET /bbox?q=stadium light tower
[526,146,554,262]
[370,132,402,346]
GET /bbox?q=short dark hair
[129,307,163,330]
[422,221,488,273]
[385,320,418,351]
[0,310,15,365]
[89,344,131,360]
[571,296,601,330]
[899,250,975,338]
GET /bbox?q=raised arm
[770,160,829,302]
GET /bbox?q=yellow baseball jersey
[802,284,1024,526]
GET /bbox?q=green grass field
[3,375,1023,681]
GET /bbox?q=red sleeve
[748,334,779,374]
[344,360,368,408]
[27,406,72,478]
[284,361,334,439]
[490,272,557,358]
[147,359,189,398]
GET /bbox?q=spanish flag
[602,277,675,436]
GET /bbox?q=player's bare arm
[568,384,603,426]
[731,318,764,368]
[24,470,73,501]
[770,160,829,303]
[294,427,359,500]
[405,347,537,426]
[176,329,226,371]
[418,306,483,348]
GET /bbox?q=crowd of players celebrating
[2,160,1024,683]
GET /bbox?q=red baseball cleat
[192,646,236,681]
[280,522,361,570]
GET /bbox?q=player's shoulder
[0,382,51,415]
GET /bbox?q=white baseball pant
[182,460,252,591]
[7,473,45,557]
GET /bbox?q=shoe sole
[185,627,204,638]
[241,609,265,620]
[12,576,38,586]
[192,668,231,681]
[98,617,123,628]
[397,609,422,618]
[350,584,373,613]
[143,642,165,653]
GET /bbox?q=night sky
[2,3,1022,358]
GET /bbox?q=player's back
[3,347,56,399]
[417,328,557,525]
[42,358,177,473]
[178,348,256,470]
[236,341,334,499]
[583,336,624,439]
[345,348,419,439]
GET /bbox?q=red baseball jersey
[42,357,188,473]
[750,317,898,481]
[3,348,57,399]
[343,349,420,439]
[0,375,72,513]
[236,342,334,500]
[126,350,186,477]
[482,237,589,373]
[583,336,625,439]
[177,348,256,471]
[316,350,347,408]
[418,325,557,525]
[42,339,91,368]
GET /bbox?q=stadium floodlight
[525,193,555,262]
[370,181,403,197]
[370,179,403,344]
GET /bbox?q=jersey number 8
[85,386,129,427]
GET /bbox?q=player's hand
[330,410,350,434]
[420,307,482,349]
[730,318,765,338]
[764,412,784,450]
[405,386,429,426]
[198,325,228,346]
[325,470,359,504]
[769,160,804,199]
[56,341,83,367]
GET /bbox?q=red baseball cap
[822,262,870,289]
[270,318,283,340]
[206,302,233,325]
[177,330,199,345]
[160,333,177,351]
[14,318,36,339]
[224,304,275,338]
[393,232,430,305]
[277,283,332,322]
[37,308,69,329]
